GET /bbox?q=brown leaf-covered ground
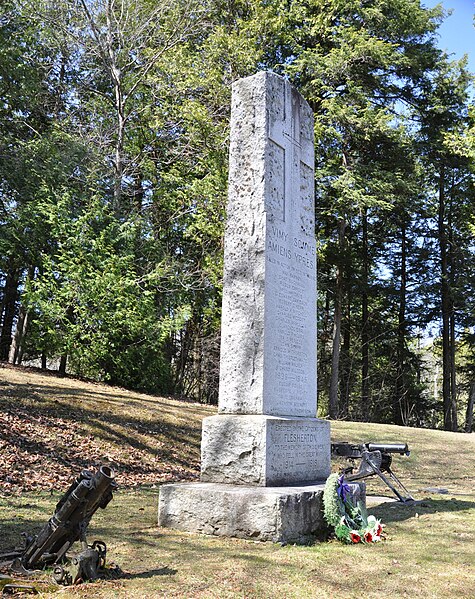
[0,364,213,495]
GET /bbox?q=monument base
[201,415,331,486]
[158,481,331,544]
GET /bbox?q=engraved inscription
[264,216,316,416]
[268,421,329,482]
[266,140,285,220]
[270,269,313,414]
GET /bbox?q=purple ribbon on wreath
[337,475,351,503]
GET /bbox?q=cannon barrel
[366,443,410,456]
[21,466,116,569]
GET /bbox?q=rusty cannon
[19,465,117,585]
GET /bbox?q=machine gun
[19,465,117,585]
[331,442,414,503]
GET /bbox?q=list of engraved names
[265,222,316,416]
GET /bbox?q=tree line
[1,0,474,431]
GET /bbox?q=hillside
[1,364,474,497]
[0,364,210,494]
[1,365,475,598]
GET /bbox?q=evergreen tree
[281,0,445,420]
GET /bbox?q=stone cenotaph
[158,71,331,543]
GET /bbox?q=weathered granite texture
[201,415,330,485]
[158,482,330,544]
[158,72,334,544]
[218,71,317,418]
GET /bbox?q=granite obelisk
[158,71,331,543]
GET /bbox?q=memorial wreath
[323,473,383,544]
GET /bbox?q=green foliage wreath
[323,473,383,544]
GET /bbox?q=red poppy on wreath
[376,523,383,537]
[364,531,373,543]
[350,531,361,543]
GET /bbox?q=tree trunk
[173,320,194,395]
[58,354,67,374]
[105,0,126,214]
[195,329,203,403]
[394,222,407,425]
[447,189,458,431]
[9,304,29,365]
[361,208,370,420]
[339,299,351,419]
[340,221,353,419]
[15,308,30,365]
[465,381,475,433]
[449,311,458,429]
[9,266,35,365]
[438,164,456,431]
[113,107,126,212]
[329,218,346,419]
[0,264,20,361]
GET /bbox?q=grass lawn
[1,365,474,598]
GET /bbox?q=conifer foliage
[0,0,474,429]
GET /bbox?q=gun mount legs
[331,442,414,503]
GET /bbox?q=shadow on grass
[128,567,177,578]
[0,491,114,544]
[0,379,204,477]
[0,517,43,551]
[372,497,475,523]
[0,374,212,413]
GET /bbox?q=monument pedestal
[201,415,330,486]
[158,481,330,544]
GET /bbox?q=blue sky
[423,0,475,73]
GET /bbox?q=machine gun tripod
[331,442,414,503]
